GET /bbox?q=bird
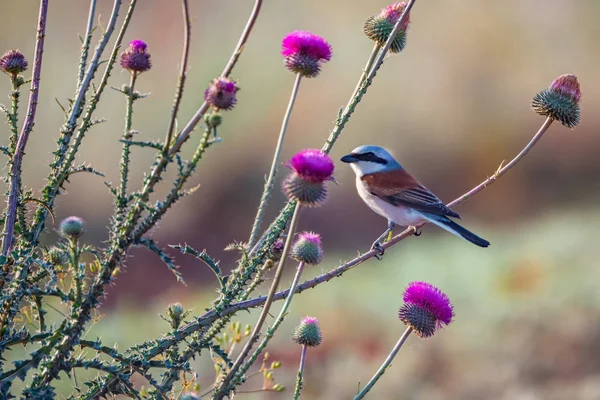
[341,145,490,256]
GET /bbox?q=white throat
[350,161,389,177]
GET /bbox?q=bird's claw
[371,242,385,260]
[413,227,422,237]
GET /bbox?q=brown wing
[361,170,460,218]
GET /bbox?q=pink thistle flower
[287,149,334,183]
[398,281,453,338]
[291,232,323,265]
[549,74,581,104]
[532,74,581,128]
[283,150,334,206]
[204,77,239,111]
[281,31,332,78]
[382,3,411,30]
[120,40,151,73]
[364,2,411,53]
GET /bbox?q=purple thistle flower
[398,281,453,338]
[287,149,334,183]
[204,77,239,111]
[0,49,28,75]
[281,31,332,78]
[268,238,285,261]
[291,232,323,265]
[120,40,151,73]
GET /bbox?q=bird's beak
[340,153,359,163]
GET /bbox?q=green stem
[69,238,82,305]
[247,73,302,248]
[354,327,413,400]
[8,75,20,155]
[293,345,308,400]
[215,205,302,398]
[347,44,380,109]
[233,261,306,385]
[118,72,138,212]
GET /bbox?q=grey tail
[423,213,490,248]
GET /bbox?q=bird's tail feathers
[422,213,490,248]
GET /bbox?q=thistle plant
[355,282,453,399]
[0,0,584,398]
[292,316,322,399]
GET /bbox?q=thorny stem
[168,0,263,155]
[248,73,302,248]
[231,261,306,391]
[117,72,138,212]
[77,0,97,87]
[29,0,131,246]
[2,0,49,256]
[69,238,82,305]
[353,327,413,400]
[293,345,308,400]
[216,205,302,398]
[164,0,191,152]
[347,43,380,108]
[7,76,21,156]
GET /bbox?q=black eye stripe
[355,152,387,164]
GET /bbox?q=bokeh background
[2,1,600,399]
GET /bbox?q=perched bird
[341,145,490,255]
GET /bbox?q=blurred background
[1,0,599,398]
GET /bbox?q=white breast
[355,176,427,227]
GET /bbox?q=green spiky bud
[290,232,323,265]
[44,247,68,266]
[363,2,411,53]
[59,216,85,239]
[292,316,322,347]
[205,112,222,128]
[531,74,581,128]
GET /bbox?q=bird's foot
[371,241,385,260]
[412,226,422,237]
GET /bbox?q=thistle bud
[281,31,332,78]
[167,302,185,329]
[531,74,581,128]
[0,49,28,75]
[120,40,152,73]
[204,111,222,128]
[44,247,67,266]
[398,281,453,338]
[292,316,322,347]
[59,216,85,239]
[268,238,285,261]
[290,232,323,265]
[282,149,335,207]
[204,77,239,111]
[364,2,411,53]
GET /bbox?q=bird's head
[340,145,401,176]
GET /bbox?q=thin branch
[168,0,263,155]
[2,0,49,255]
[78,0,98,87]
[164,0,192,151]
